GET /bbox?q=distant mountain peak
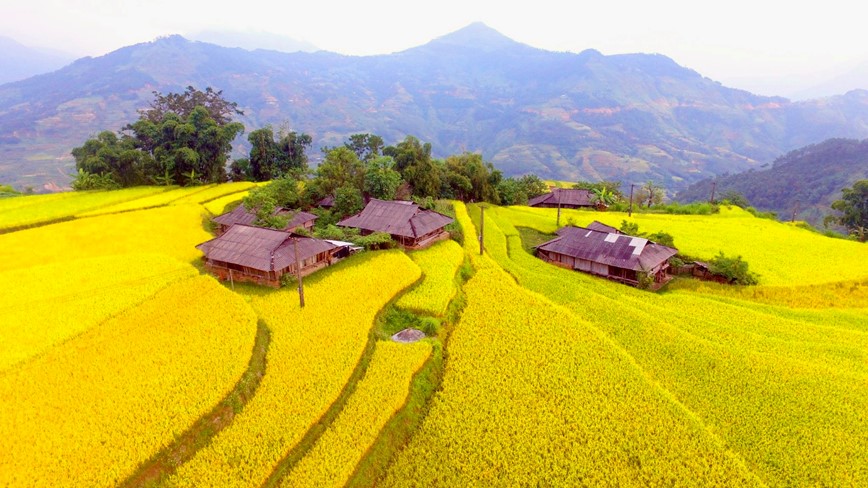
[423,22,524,52]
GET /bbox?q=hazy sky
[2,0,866,97]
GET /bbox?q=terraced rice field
[1,187,865,487]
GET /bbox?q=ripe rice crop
[382,203,758,485]
[396,239,464,316]
[168,251,421,487]
[77,185,218,216]
[281,340,431,487]
[669,277,868,309]
[479,205,868,486]
[0,275,258,487]
[0,254,198,372]
[203,191,249,215]
[0,186,169,231]
[171,181,257,206]
[499,205,868,285]
[0,204,212,271]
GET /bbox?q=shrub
[707,251,759,285]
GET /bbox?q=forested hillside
[677,138,868,225]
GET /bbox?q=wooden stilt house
[196,224,342,287]
[337,199,454,249]
[528,188,594,209]
[535,225,678,288]
[212,205,317,236]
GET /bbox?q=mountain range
[2,23,868,192]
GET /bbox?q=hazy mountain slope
[0,36,74,85]
[676,138,868,225]
[2,23,868,191]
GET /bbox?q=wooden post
[709,180,717,204]
[628,184,635,217]
[293,238,305,308]
[479,205,485,255]
[557,199,562,227]
[229,268,235,291]
[791,200,800,222]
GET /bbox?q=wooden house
[528,188,594,209]
[337,199,454,249]
[586,220,620,234]
[212,205,317,236]
[535,225,678,288]
[316,195,335,209]
[196,224,342,287]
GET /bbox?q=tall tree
[444,152,502,203]
[345,133,384,162]
[826,180,868,241]
[315,146,365,196]
[137,86,243,125]
[364,156,402,200]
[74,87,245,188]
[384,136,432,173]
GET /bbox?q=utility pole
[628,184,635,217]
[479,205,485,255]
[293,238,305,308]
[791,200,800,223]
[710,181,717,204]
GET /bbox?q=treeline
[71,87,549,211]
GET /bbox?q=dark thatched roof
[337,199,453,239]
[537,225,677,271]
[317,195,335,208]
[213,205,317,231]
[528,188,593,207]
[586,220,620,234]
[196,225,336,272]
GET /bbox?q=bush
[708,251,759,285]
[354,231,394,250]
[646,231,675,248]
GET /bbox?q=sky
[2,0,866,97]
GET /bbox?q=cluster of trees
[71,88,548,215]
[240,133,549,230]
[72,87,244,189]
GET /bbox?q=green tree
[636,180,664,207]
[519,174,549,199]
[364,156,402,200]
[71,130,147,187]
[137,86,243,125]
[591,187,618,206]
[496,178,529,205]
[444,152,501,203]
[384,135,432,173]
[345,133,384,162]
[332,184,365,220]
[826,180,868,241]
[71,87,244,189]
[315,146,365,196]
[240,177,300,229]
[0,184,21,198]
[573,180,623,199]
[247,127,279,181]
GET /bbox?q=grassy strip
[0,215,76,235]
[346,256,474,486]
[261,272,425,487]
[121,320,271,488]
